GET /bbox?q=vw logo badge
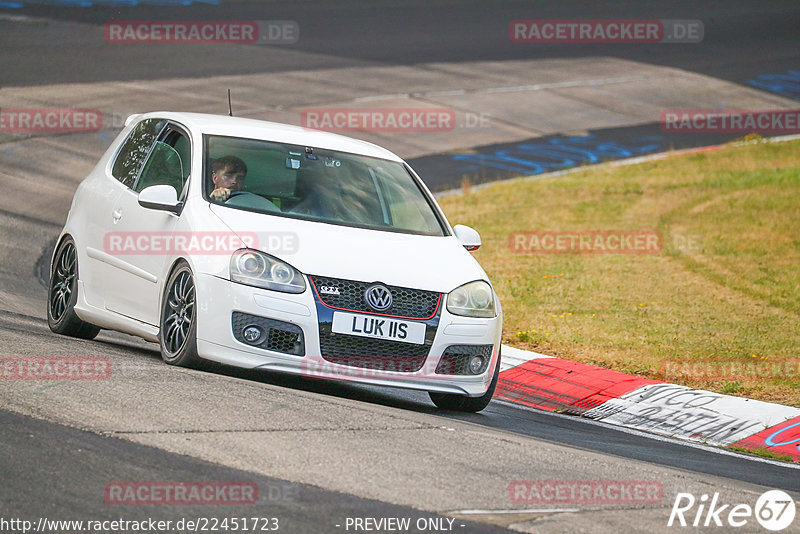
[364,284,392,312]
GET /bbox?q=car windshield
[204,135,447,236]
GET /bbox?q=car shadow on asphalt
[79,329,494,420]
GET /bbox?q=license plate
[331,312,426,345]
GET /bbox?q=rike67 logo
[668,490,796,531]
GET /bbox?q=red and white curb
[496,345,800,462]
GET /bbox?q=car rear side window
[111,118,166,187]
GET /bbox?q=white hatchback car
[48,112,502,411]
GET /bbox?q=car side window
[112,118,167,188]
[134,128,190,197]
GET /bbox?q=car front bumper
[194,273,503,397]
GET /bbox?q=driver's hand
[210,187,231,202]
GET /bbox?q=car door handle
[112,208,123,222]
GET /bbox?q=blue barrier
[748,70,800,101]
[452,134,662,175]
[1,0,220,7]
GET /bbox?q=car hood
[208,204,489,293]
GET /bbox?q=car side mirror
[453,224,481,251]
[138,184,182,214]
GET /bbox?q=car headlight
[446,280,496,318]
[230,249,306,294]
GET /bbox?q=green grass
[438,139,800,406]
[727,445,795,463]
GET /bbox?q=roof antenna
[227,89,233,117]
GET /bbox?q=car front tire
[429,349,501,412]
[47,237,101,340]
[159,261,202,368]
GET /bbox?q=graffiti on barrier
[748,70,800,101]
[586,384,790,446]
[452,134,663,175]
[766,421,800,449]
[729,415,800,460]
[0,0,219,8]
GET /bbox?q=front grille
[310,275,440,319]
[317,322,432,372]
[435,344,493,375]
[232,312,305,356]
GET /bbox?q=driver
[209,155,247,202]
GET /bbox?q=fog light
[242,325,263,344]
[468,355,485,374]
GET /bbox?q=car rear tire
[47,237,101,340]
[429,349,501,412]
[159,261,202,368]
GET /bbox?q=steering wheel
[228,190,256,199]
[225,190,280,212]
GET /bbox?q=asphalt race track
[1,2,799,533]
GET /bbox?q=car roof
[131,112,403,162]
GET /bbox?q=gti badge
[319,285,340,296]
